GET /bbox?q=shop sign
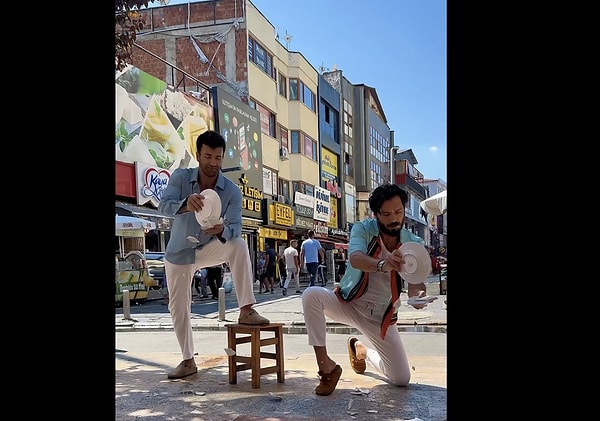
[242,218,261,229]
[313,186,331,223]
[294,191,314,208]
[327,198,339,229]
[259,227,288,240]
[273,202,294,226]
[321,148,342,199]
[294,215,314,229]
[237,174,263,217]
[135,162,171,207]
[263,199,294,227]
[313,221,329,237]
[329,228,348,238]
[295,204,314,218]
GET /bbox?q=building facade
[116,0,445,264]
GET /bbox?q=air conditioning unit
[279,146,289,160]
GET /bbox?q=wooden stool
[225,323,285,388]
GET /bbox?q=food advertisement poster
[115,269,154,303]
[115,65,215,174]
[211,87,264,220]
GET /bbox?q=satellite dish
[284,32,293,49]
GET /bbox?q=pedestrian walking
[300,230,324,287]
[282,239,301,295]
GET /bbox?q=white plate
[195,189,222,227]
[407,296,438,306]
[398,242,432,284]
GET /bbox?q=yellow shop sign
[259,227,288,240]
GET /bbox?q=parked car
[145,252,165,290]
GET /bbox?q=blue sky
[149,0,447,182]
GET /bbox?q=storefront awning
[115,201,173,230]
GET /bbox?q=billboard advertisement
[115,65,215,173]
[212,87,264,220]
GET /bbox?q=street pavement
[116,276,447,421]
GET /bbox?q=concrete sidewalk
[115,277,447,332]
[116,278,447,421]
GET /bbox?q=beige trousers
[301,286,411,386]
[164,237,257,360]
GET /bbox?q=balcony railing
[133,42,211,104]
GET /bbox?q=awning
[420,190,447,216]
[115,201,173,230]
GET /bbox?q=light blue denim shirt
[338,218,425,300]
[158,167,242,265]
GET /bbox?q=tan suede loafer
[315,364,343,396]
[167,361,198,379]
[347,337,366,374]
[238,309,270,325]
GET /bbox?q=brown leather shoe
[238,309,269,325]
[167,361,198,379]
[315,364,342,396]
[347,337,366,374]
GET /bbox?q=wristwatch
[376,259,387,273]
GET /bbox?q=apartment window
[279,177,290,203]
[369,126,389,163]
[263,166,277,196]
[289,78,316,112]
[304,134,316,160]
[291,181,314,196]
[292,181,304,194]
[322,102,338,142]
[302,84,316,111]
[344,152,354,177]
[289,78,298,101]
[290,130,317,161]
[305,184,314,197]
[278,72,287,98]
[279,124,289,150]
[290,130,300,153]
[249,98,276,138]
[343,99,353,139]
[248,36,275,79]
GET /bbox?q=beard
[377,218,403,237]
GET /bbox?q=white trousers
[302,286,411,386]
[283,267,300,290]
[164,237,257,360]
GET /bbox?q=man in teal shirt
[301,184,431,396]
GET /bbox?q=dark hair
[196,130,226,155]
[369,184,408,214]
[307,230,315,238]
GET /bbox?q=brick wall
[132,0,247,87]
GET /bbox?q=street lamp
[389,145,399,184]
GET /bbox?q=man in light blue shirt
[158,130,269,380]
[300,230,325,287]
